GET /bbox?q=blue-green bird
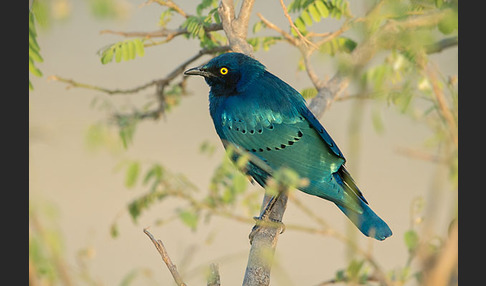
[184,52,392,240]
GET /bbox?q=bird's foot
[248,216,286,245]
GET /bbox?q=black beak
[184,66,214,78]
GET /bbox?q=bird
[184,52,392,241]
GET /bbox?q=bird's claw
[248,216,286,245]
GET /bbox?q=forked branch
[143,228,187,286]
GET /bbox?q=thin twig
[99,23,223,46]
[426,64,458,148]
[145,0,188,18]
[395,146,447,164]
[313,19,353,48]
[316,274,380,285]
[302,51,324,89]
[143,228,187,286]
[99,28,186,39]
[48,75,160,95]
[256,13,297,46]
[278,0,318,49]
[50,46,229,96]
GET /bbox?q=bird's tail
[336,200,392,241]
[334,167,392,241]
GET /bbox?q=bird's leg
[249,191,286,244]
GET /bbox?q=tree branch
[426,63,458,148]
[207,263,221,286]
[242,187,288,286]
[51,45,229,119]
[99,23,223,48]
[256,13,298,46]
[146,0,188,18]
[218,0,255,56]
[143,228,187,286]
[278,0,317,49]
[308,74,348,118]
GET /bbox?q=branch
[242,187,288,286]
[256,13,298,46]
[48,75,160,95]
[218,0,255,56]
[51,45,229,119]
[422,221,458,286]
[425,36,458,54]
[308,74,348,118]
[146,0,188,18]
[99,23,223,48]
[143,228,187,286]
[278,0,318,49]
[207,263,221,286]
[99,28,186,39]
[426,63,458,148]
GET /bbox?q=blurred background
[29,0,457,285]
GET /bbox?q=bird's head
[184,52,266,96]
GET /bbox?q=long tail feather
[336,201,392,241]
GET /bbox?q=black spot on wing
[246,129,304,153]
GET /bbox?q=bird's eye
[220,67,229,75]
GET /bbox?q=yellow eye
[220,67,228,75]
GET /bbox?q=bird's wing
[298,105,345,160]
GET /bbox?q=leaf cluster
[100,38,145,64]
[29,11,43,90]
[289,0,351,35]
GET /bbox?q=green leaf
[127,40,136,60]
[294,17,307,34]
[404,229,419,253]
[121,42,130,61]
[438,9,458,35]
[29,44,44,63]
[197,0,217,16]
[319,37,357,56]
[335,269,346,281]
[119,269,140,286]
[125,161,140,189]
[158,9,173,27]
[301,87,318,99]
[178,209,199,231]
[347,259,365,281]
[110,223,119,238]
[128,191,168,223]
[134,39,145,57]
[371,107,385,134]
[115,45,122,63]
[29,58,43,77]
[100,39,145,64]
[308,3,321,22]
[232,174,248,195]
[300,10,313,26]
[143,164,163,185]
[29,10,43,89]
[253,21,264,33]
[101,49,114,64]
[315,1,329,18]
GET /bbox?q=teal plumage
[184,52,392,240]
